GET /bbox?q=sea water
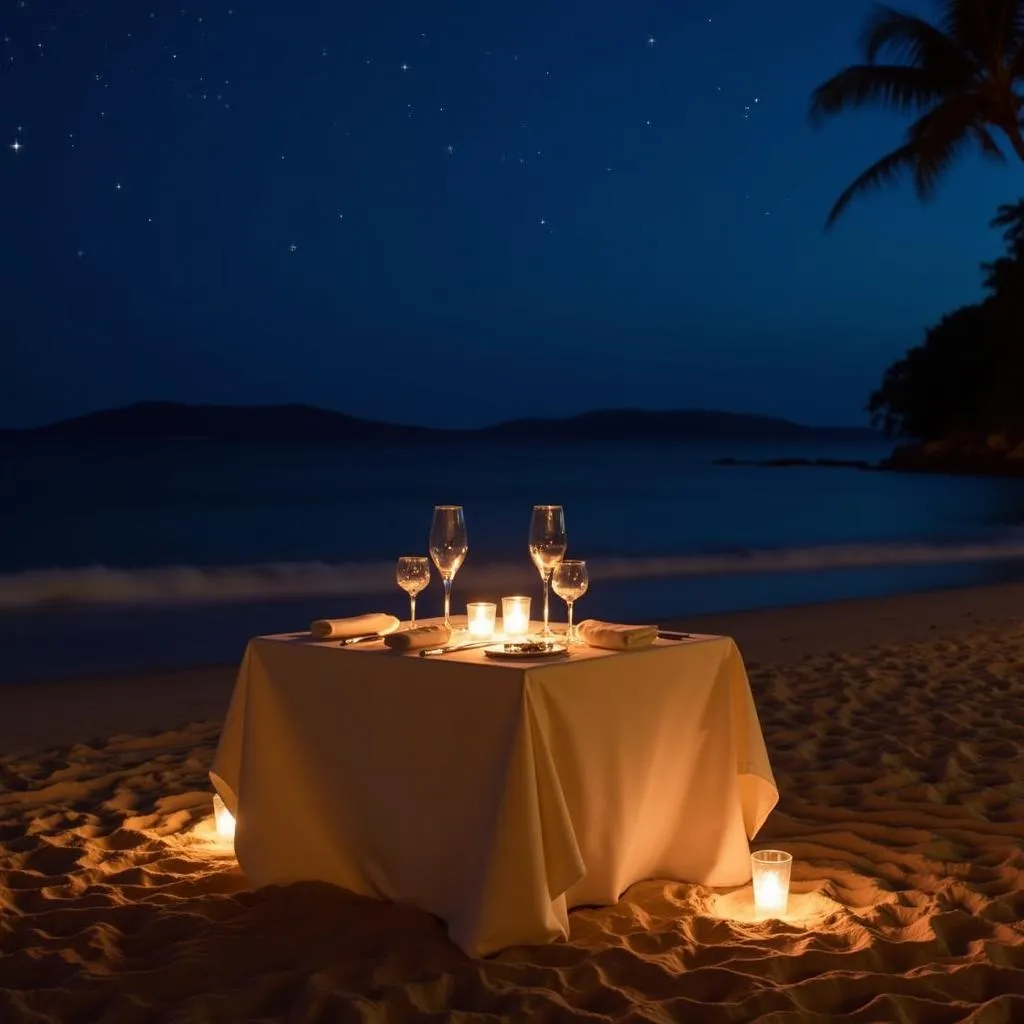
[3,436,1024,682]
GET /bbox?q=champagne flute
[552,560,589,644]
[528,505,567,637]
[429,505,468,629]
[396,556,430,627]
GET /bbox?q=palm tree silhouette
[990,197,1024,249]
[809,1,1024,227]
[982,197,1024,291]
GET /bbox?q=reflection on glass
[551,559,588,644]
[396,556,431,627]
[528,504,567,637]
[429,505,468,629]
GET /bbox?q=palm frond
[825,144,918,228]
[991,198,1024,228]
[971,123,1010,160]
[907,111,983,196]
[809,65,947,125]
[905,97,1005,196]
[813,0,1024,227]
[862,4,972,76]
[942,0,1023,62]
[990,198,1024,247]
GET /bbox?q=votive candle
[502,595,531,638]
[751,849,792,917]
[467,601,497,639]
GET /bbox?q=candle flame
[753,869,788,914]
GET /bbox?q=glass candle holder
[467,601,497,639]
[751,849,792,917]
[212,792,236,842]
[502,595,531,638]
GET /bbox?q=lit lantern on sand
[212,793,236,841]
[751,849,792,917]
[467,602,497,639]
[502,596,531,638]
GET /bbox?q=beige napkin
[577,619,658,651]
[383,623,452,652]
[310,613,400,640]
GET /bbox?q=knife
[657,631,695,640]
[419,640,496,657]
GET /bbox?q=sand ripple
[2,624,1024,1022]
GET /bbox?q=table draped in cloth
[210,628,777,957]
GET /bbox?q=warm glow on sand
[4,587,1024,1019]
[711,887,845,926]
[212,793,236,841]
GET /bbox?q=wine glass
[528,505,567,637]
[552,560,589,644]
[396,556,430,627]
[429,505,468,629]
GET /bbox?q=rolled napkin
[383,623,452,652]
[310,613,400,640]
[577,619,658,651]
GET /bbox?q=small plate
[484,641,568,660]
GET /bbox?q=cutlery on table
[339,632,389,646]
[419,640,496,657]
[657,631,696,640]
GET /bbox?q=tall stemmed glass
[528,505,567,637]
[396,556,430,627]
[429,505,468,630]
[552,560,589,644]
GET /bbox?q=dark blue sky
[1,0,1016,429]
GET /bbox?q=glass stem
[542,574,551,635]
[443,578,452,628]
[567,600,574,643]
[410,594,417,628]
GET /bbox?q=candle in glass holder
[502,596,531,638]
[467,601,497,639]
[751,849,792,917]
[212,792,236,841]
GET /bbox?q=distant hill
[0,401,879,442]
[0,402,429,442]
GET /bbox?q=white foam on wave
[2,536,1024,611]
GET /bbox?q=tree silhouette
[869,197,1024,439]
[982,198,1024,292]
[810,1,1024,227]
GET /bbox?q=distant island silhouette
[0,401,879,443]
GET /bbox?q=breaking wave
[3,536,1024,611]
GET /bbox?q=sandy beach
[3,582,1024,1022]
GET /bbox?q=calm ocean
[4,436,1024,683]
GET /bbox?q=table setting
[209,502,779,957]
[309,503,689,661]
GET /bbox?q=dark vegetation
[811,1,1024,471]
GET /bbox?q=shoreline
[716,453,1024,478]
[4,579,1023,755]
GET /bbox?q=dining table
[210,618,778,957]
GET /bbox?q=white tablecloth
[210,623,778,956]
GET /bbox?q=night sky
[2,0,1016,430]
